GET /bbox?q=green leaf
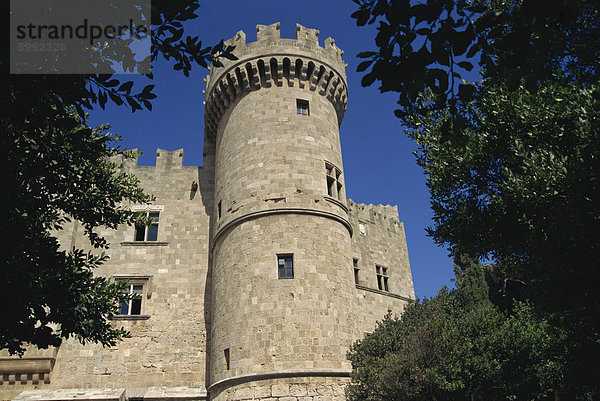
[357,59,374,72]
[108,91,123,106]
[357,51,377,58]
[351,8,371,26]
[117,81,133,94]
[104,79,119,87]
[361,73,376,87]
[98,91,107,109]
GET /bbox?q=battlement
[203,23,348,141]
[213,23,345,80]
[156,148,184,167]
[348,199,402,225]
[110,148,193,169]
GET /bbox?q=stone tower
[204,22,355,400]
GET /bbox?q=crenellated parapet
[203,23,348,141]
[348,200,403,224]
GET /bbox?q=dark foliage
[347,262,566,401]
[1,1,236,354]
[351,0,600,397]
[352,0,600,118]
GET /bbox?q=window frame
[353,258,360,285]
[134,211,160,242]
[224,348,230,371]
[325,161,343,201]
[131,205,164,242]
[120,283,144,315]
[277,254,294,279]
[376,265,389,292]
[112,276,151,319]
[296,99,309,116]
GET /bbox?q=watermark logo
[10,0,151,74]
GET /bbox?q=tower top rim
[204,23,347,95]
[202,23,349,142]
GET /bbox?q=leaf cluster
[346,263,566,400]
[352,0,600,119]
[4,1,238,116]
[0,106,153,354]
[406,79,600,394]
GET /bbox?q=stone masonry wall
[210,376,349,401]
[0,149,214,400]
[347,200,415,337]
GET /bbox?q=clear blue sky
[88,0,456,299]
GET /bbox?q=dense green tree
[346,262,566,401]
[406,80,600,323]
[350,0,600,396]
[0,116,152,354]
[1,1,236,354]
[404,77,600,399]
[351,0,599,116]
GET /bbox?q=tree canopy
[352,0,599,117]
[1,0,235,354]
[351,0,600,397]
[347,262,566,401]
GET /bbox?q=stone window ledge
[110,315,150,321]
[324,196,349,212]
[120,241,169,246]
[355,284,412,301]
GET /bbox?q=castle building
[1,23,414,401]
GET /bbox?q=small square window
[297,99,309,115]
[278,254,294,279]
[134,211,159,241]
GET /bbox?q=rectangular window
[278,254,294,279]
[325,162,343,200]
[224,348,230,371]
[218,201,222,219]
[119,283,144,315]
[296,99,309,115]
[353,258,359,285]
[376,265,389,292]
[134,212,159,241]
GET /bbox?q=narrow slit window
[297,99,309,115]
[224,348,230,371]
[353,258,360,285]
[218,201,222,219]
[278,254,294,279]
